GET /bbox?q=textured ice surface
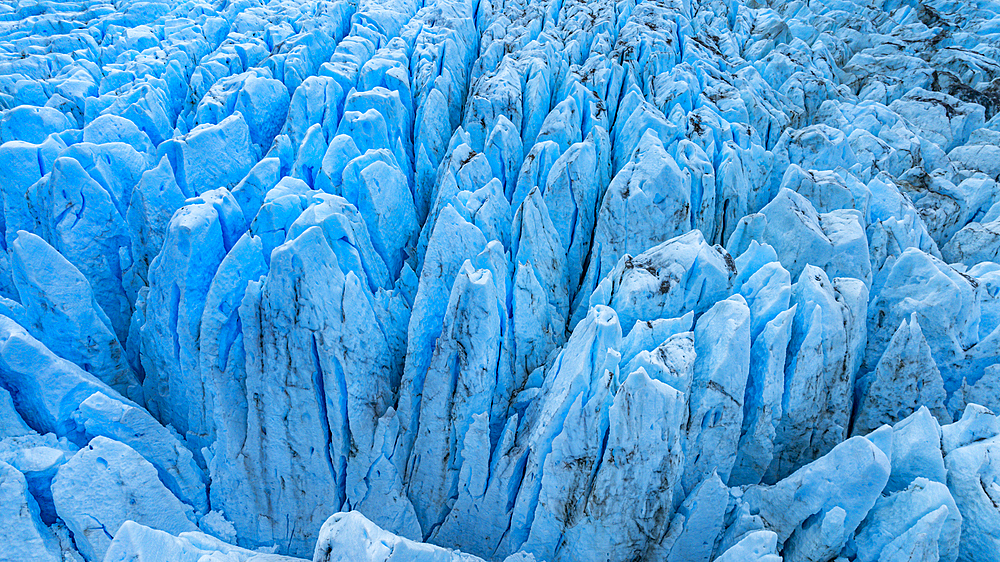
[0,0,999,560]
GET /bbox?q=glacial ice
[104,520,305,562]
[0,459,63,562]
[51,436,199,562]
[0,0,999,560]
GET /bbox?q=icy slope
[0,0,999,560]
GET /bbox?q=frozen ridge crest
[0,0,999,560]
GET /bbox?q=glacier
[0,0,999,560]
